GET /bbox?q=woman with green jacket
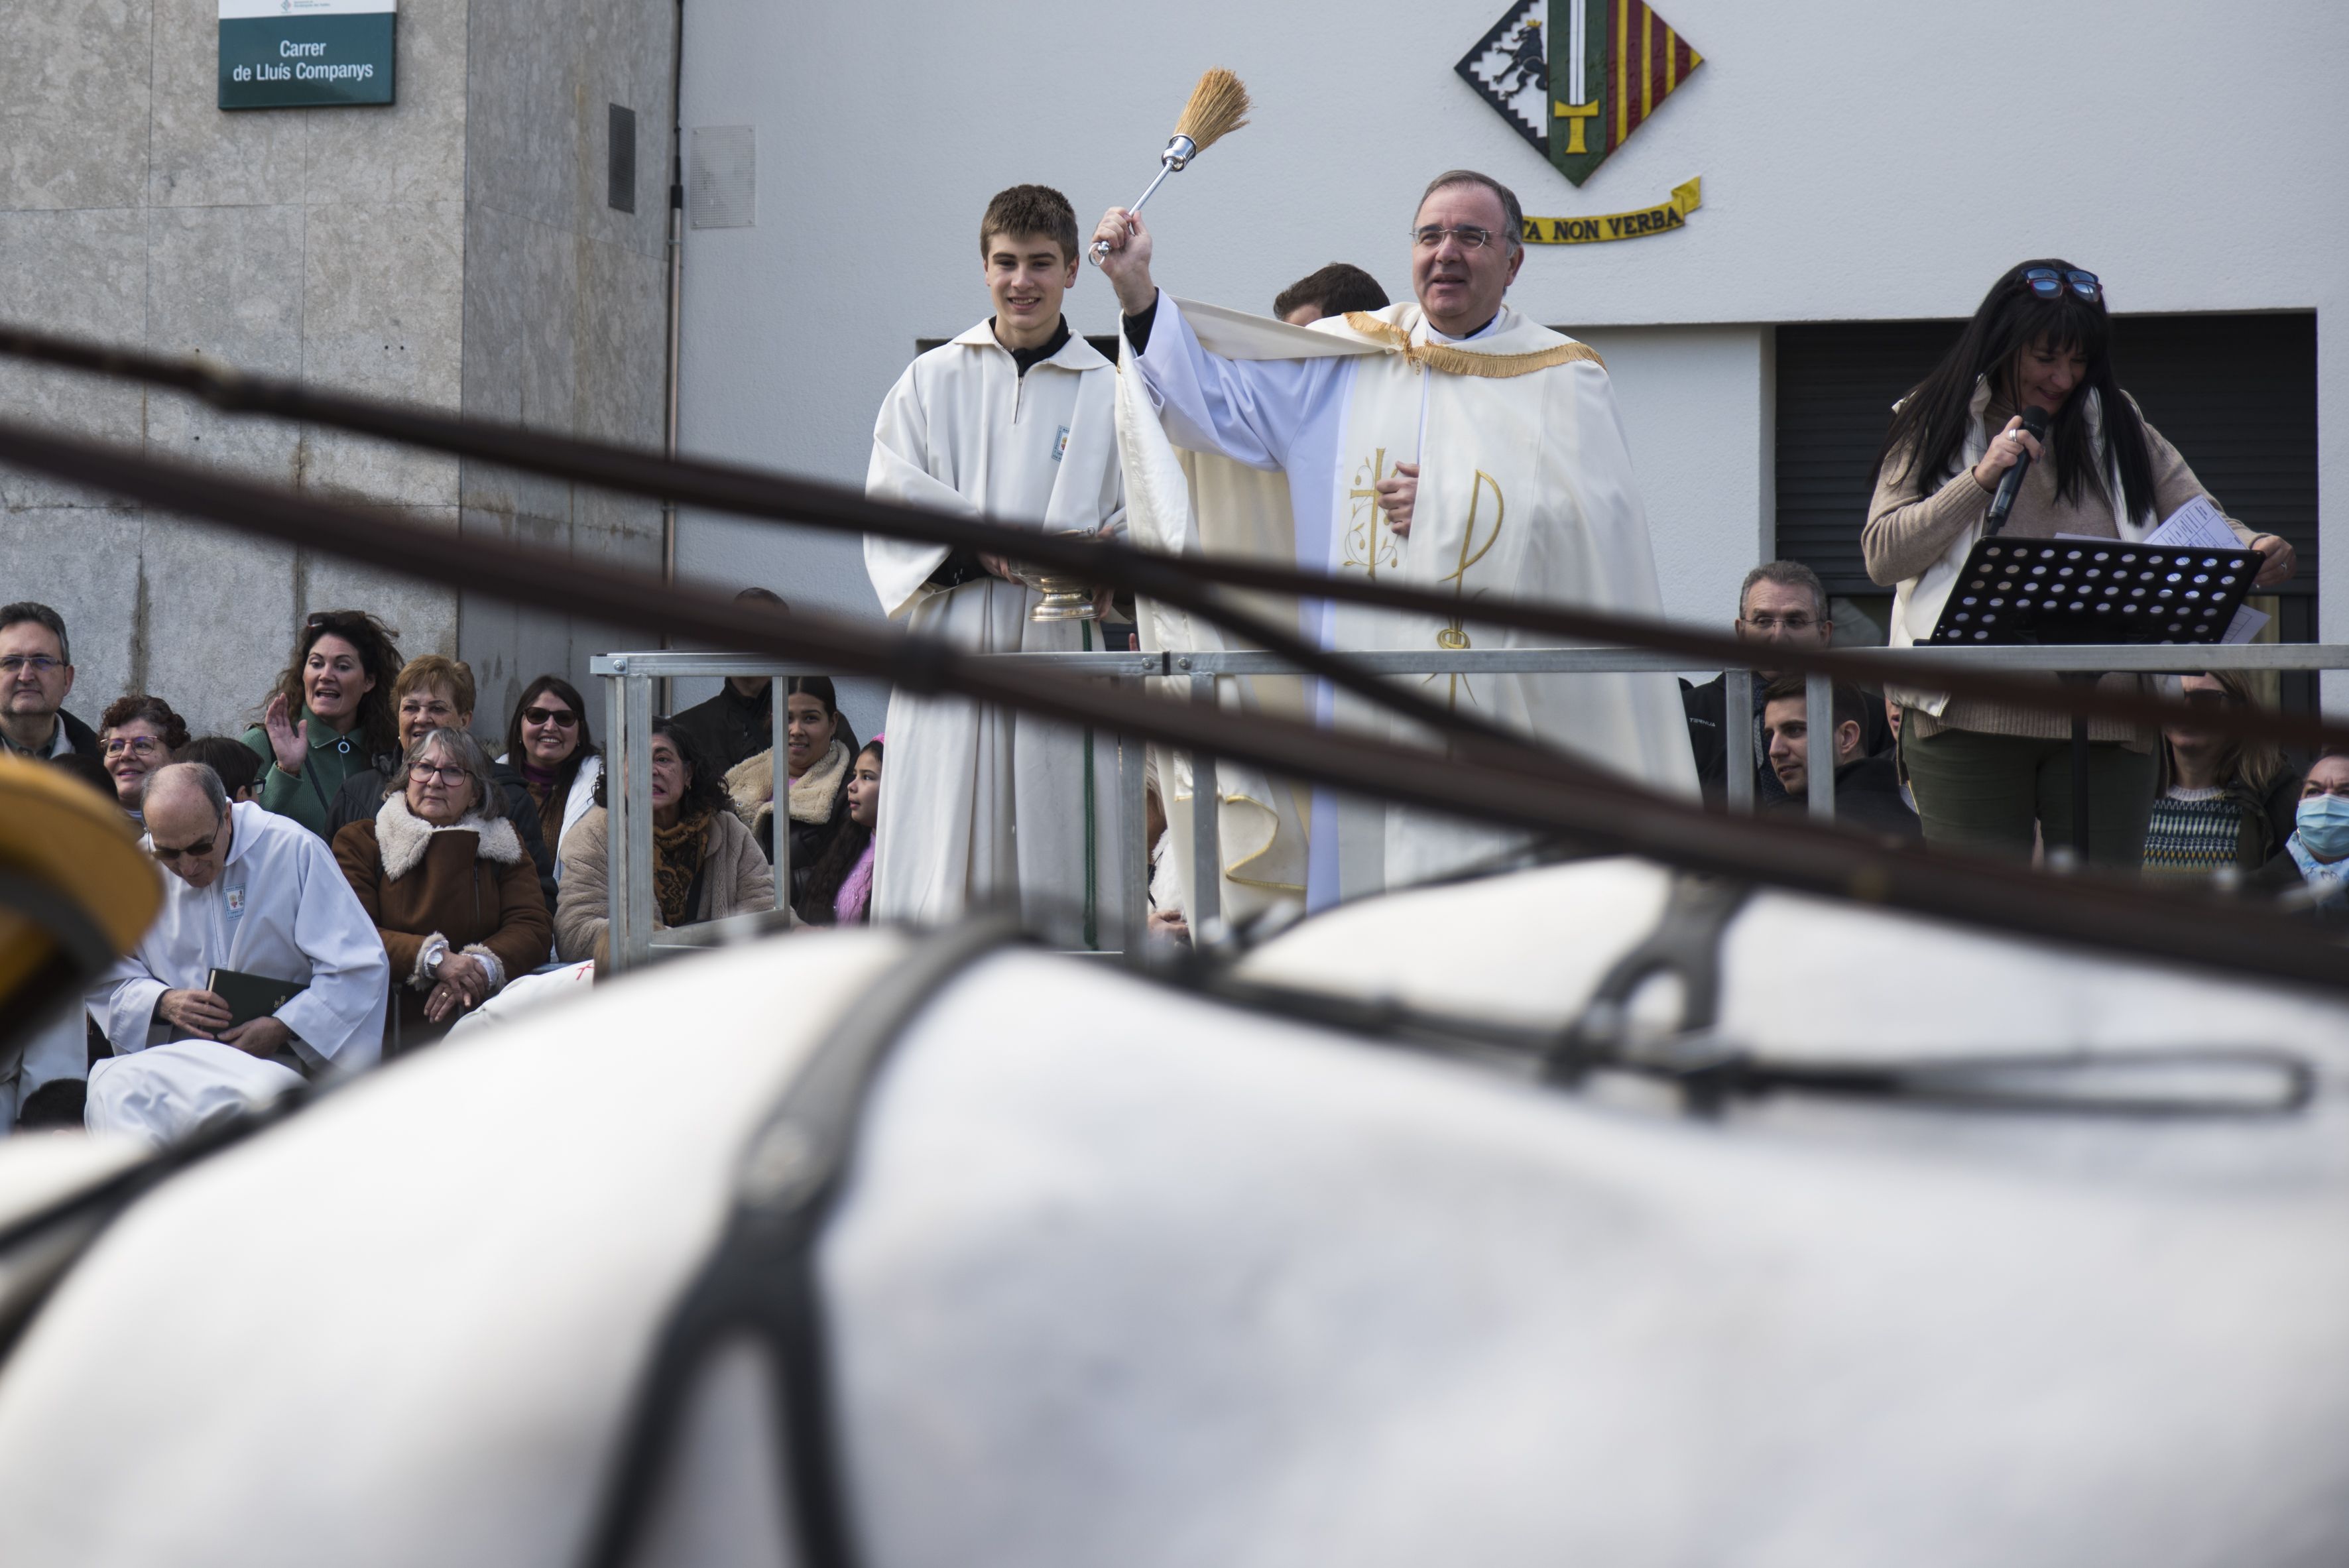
[240,609,402,837]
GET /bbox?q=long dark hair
[506,675,597,801]
[593,715,729,819]
[265,609,402,763]
[797,737,882,923]
[1876,260,2157,522]
[786,675,859,760]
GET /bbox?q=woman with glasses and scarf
[1863,261,2295,867]
[240,610,403,840]
[332,728,552,1054]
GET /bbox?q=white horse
[0,857,2343,1566]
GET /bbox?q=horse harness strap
[583,917,1021,1568]
[1546,873,1753,1107]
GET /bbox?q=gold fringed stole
[1340,314,1606,378]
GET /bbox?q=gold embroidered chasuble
[1118,295,1697,919]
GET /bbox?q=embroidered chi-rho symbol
[1456,0,1703,187]
[1052,425,1069,463]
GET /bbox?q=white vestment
[87,802,389,1141]
[1120,295,1697,914]
[865,320,1128,947]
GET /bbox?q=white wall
[678,0,2346,708]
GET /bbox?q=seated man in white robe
[1096,170,1698,914]
[865,183,1126,947]
[88,763,388,1144]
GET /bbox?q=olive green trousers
[1899,725,2157,869]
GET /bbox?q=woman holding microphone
[1862,260,2295,866]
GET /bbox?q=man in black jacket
[1680,562,1889,806]
[670,587,791,778]
[0,601,101,764]
[1760,676,1922,840]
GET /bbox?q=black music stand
[1926,537,2259,857]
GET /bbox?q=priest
[87,762,387,1142]
[1097,170,1697,916]
[865,184,1126,947]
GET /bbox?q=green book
[206,967,306,1030]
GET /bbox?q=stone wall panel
[0,209,149,511]
[144,205,307,483]
[1,0,152,211]
[138,518,297,738]
[302,200,465,505]
[0,508,144,721]
[304,0,468,206]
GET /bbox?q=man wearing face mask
[86,762,389,1143]
[2254,753,2349,922]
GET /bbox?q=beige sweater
[553,805,776,964]
[1862,404,2257,745]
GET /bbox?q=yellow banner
[1520,177,1701,245]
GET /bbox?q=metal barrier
[592,644,2349,972]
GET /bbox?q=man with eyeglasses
[1679,562,1890,806]
[1095,170,1696,912]
[0,601,100,766]
[88,762,388,1143]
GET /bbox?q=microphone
[1984,406,2050,534]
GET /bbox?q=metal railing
[591,644,2349,972]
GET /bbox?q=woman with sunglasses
[501,676,602,883]
[1862,261,2295,867]
[239,609,403,840]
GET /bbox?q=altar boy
[864,184,1126,946]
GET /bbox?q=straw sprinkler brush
[1088,68,1253,265]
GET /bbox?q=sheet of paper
[2143,495,2245,552]
[2220,603,2270,645]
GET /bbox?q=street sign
[219,0,395,111]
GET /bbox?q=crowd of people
[1681,560,2345,904]
[0,598,888,1137]
[5,176,2343,1140]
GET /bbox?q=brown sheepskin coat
[334,796,552,1053]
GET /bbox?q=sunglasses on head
[523,705,579,727]
[152,833,219,863]
[2021,267,2101,301]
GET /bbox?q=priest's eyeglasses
[2021,267,2100,301]
[152,832,220,864]
[1412,225,1498,251]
